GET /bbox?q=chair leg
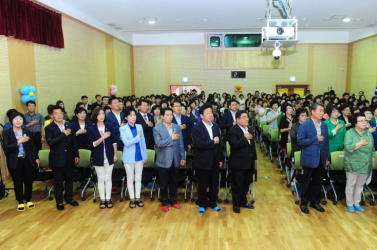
[81,178,91,201]
[366,185,375,205]
[120,177,124,202]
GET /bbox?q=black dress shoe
[300,205,309,214]
[66,200,79,206]
[241,203,255,209]
[57,203,65,211]
[233,206,240,213]
[310,203,325,212]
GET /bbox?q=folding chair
[261,123,269,155]
[74,149,96,201]
[34,149,54,200]
[224,142,231,203]
[326,151,346,205]
[142,149,157,201]
[269,129,282,171]
[362,151,377,206]
[285,142,292,187]
[110,151,126,202]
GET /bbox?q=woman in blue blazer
[120,108,148,208]
[87,108,118,209]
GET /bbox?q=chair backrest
[260,121,267,129]
[38,149,50,168]
[330,151,345,171]
[76,149,92,168]
[270,128,280,141]
[286,142,292,157]
[144,149,156,168]
[226,141,230,156]
[293,151,303,170]
[374,151,377,170]
[262,124,269,135]
[256,118,260,127]
[113,151,124,169]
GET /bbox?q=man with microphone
[226,110,257,213]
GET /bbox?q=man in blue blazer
[297,102,330,214]
[153,107,185,212]
[171,100,192,151]
[192,103,224,214]
[106,97,125,151]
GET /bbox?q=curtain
[0,0,64,48]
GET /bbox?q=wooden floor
[1,145,377,250]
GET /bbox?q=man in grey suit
[153,107,185,212]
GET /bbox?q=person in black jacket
[2,112,39,211]
[226,111,257,213]
[71,107,93,150]
[45,106,79,211]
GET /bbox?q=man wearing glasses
[297,103,330,214]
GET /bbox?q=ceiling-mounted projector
[263,26,295,40]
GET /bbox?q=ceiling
[51,0,377,34]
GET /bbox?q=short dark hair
[235,110,248,119]
[161,107,173,116]
[75,107,87,115]
[343,92,350,97]
[104,106,111,113]
[26,100,36,107]
[325,105,339,116]
[270,100,278,107]
[227,99,239,106]
[49,105,63,115]
[137,99,148,107]
[199,103,212,115]
[124,107,137,118]
[281,103,292,114]
[351,113,365,126]
[9,112,25,125]
[76,102,84,108]
[81,95,88,100]
[151,105,160,112]
[309,102,324,111]
[360,107,372,115]
[108,96,119,105]
[339,104,350,112]
[91,108,106,123]
[101,96,109,101]
[296,108,308,117]
[95,94,101,98]
[171,100,182,107]
[6,109,18,118]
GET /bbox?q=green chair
[269,129,282,171]
[142,149,157,201]
[327,151,346,205]
[34,149,54,200]
[111,151,126,202]
[292,151,303,204]
[285,142,292,186]
[74,149,96,201]
[261,124,269,155]
[362,151,377,205]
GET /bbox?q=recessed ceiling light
[355,18,363,21]
[148,20,155,24]
[305,25,309,27]
[137,21,144,24]
[243,37,248,39]
[300,18,307,21]
[201,19,209,22]
[175,19,183,22]
[343,17,351,22]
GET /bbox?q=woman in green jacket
[344,113,375,213]
[324,106,346,152]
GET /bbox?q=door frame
[274,84,309,97]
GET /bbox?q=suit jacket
[172,114,192,151]
[221,111,235,132]
[87,122,117,166]
[2,128,39,169]
[70,120,93,150]
[153,123,185,168]
[106,111,125,150]
[226,125,257,170]
[297,119,330,168]
[120,123,148,164]
[45,122,79,168]
[191,121,224,170]
[136,112,155,149]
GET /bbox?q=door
[276,85,308,97]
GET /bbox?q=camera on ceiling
[272,41,282,60]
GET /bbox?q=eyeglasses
[357,120,367,123]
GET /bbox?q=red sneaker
[161,206,169,212]
[172,204,181,209]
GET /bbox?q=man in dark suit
[297,102,330,214]
[221,100,239,133]
[171,100,192,151]
[227,110,257,213]
[91,94,102,110]
[106,97,125,151]
[136,99,155,149]
[81,95,92,114]
[191,103,224,213]
[45,106,79,211]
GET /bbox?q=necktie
[143,114,148,123]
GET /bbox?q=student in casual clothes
[24,101,45,151]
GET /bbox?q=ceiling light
[343,18,351,22]
[300,18,307,21]
[201,19,209,22]
[148,21,155,24]
[243,37,248,39]
[355,18,363,21]
[137,21,144,24]
[175,19,182,22]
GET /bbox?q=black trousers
[301,162,325,206]
[158,166,179,206]
[52,160,74,204]
[196,164,219,209]
[231,168,253,207]
[31,132,42,151]
[8,158,35,204]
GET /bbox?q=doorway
[276,85,308,97]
